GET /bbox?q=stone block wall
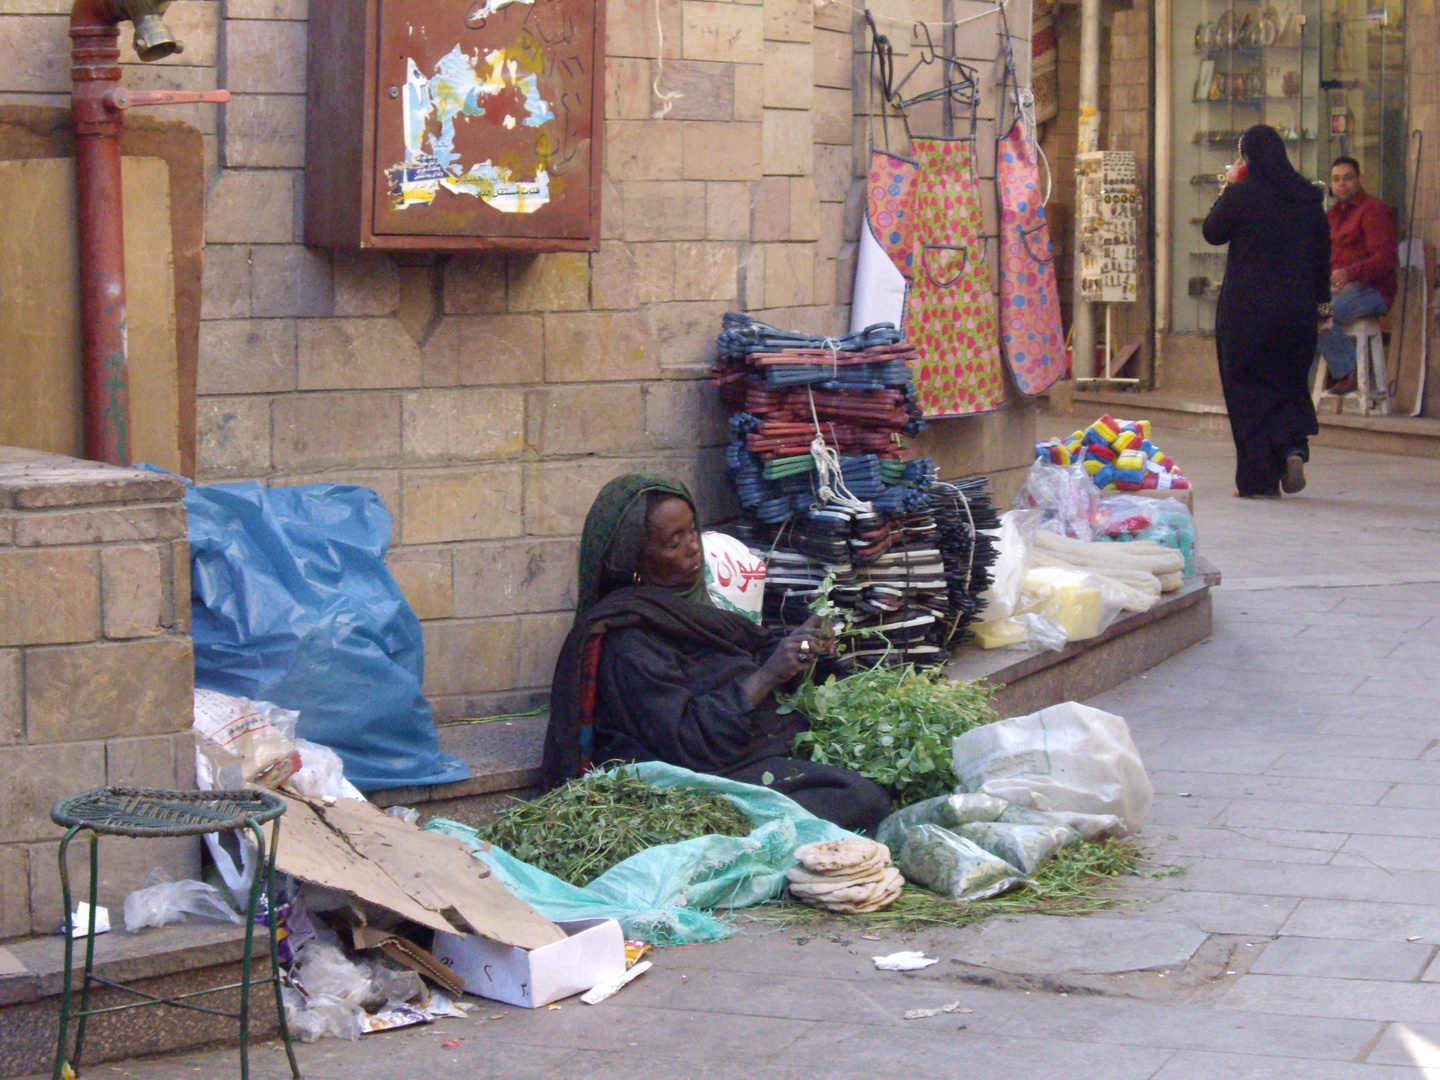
[0,450,197,940]
[0,0,1040,721]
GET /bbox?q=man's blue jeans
[1318,283,1389,377]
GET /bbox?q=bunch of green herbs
[473,766,753,887]
[782,663,999,805]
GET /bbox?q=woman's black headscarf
[576,473,709,613]
[1239,124,1323,204]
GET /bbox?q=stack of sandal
[785,838,904,914]
[714,313,1000,668]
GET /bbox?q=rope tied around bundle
[806,385,873,513]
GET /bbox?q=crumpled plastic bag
[896,824,1027,902]
[952,702,1153,837]
[285,937,424,1043]
[1012,460,1098,541]
[192,689,302,790]
[875,792,1010,853]
[122,870,242,932]
[194,690,367,901]
[282,984,361,1043]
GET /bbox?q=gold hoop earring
[633,571,642,585]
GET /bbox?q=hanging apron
[997,118,1066,396]
[851,151,916,331]
[867,151,919,281]
[850,28,917,332]
[905,136,1004,417]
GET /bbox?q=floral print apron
[997,118,1066,396]
[904,136,1004,417]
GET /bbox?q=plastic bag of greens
[997,800,1125,840]
[955,820,1077,876]
[896,824,1026,902]
[875,792,1010,853]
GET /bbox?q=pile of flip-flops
[785,838,905,914]
[712,314,1000,669]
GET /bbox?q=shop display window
[1317,0,1408,211]
[1169,0,1322,335]
[1168,0,1408,337]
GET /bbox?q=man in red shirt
[1318,156,1398,395]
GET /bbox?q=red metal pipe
[71,0,130,466]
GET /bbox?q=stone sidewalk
[35,417,1440,1080]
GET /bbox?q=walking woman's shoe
[1281,453,1306,494]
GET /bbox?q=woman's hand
[740,617,824,709]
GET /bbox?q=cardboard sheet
[270,795,565,951]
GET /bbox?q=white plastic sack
[950,702,1152,837]
[977,510,1038,621]
[703,531,766,624]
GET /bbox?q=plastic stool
[49,787,300,1080]
[1313,317,1390,416]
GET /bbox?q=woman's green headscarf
[577,474,710,613]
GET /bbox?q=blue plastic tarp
[182,478,467,791]
[426,761,854,944]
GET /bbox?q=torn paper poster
[387,45,554,213]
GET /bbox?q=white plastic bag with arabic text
[703,531,766,624]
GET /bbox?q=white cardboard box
[431,917,627,1008]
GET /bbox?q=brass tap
[119,0,182,61]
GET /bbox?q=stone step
[1054,385,1440,459]
[0,924,278,1079]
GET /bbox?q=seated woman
[542,474,893,835]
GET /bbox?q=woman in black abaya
[540,474,892,835]
[1203,124,1330,497]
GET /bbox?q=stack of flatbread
[785,838,904,914]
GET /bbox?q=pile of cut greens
[744,838,1150,931]
[473,766,753,886]
[782,663,999,805]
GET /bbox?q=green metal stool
[50,787,301,1080]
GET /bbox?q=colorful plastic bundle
[1036,415,1189,493]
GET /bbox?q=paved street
[41,417,1440,1080]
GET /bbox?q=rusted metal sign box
[304,0,603,252]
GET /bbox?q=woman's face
[637,497,703,589]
